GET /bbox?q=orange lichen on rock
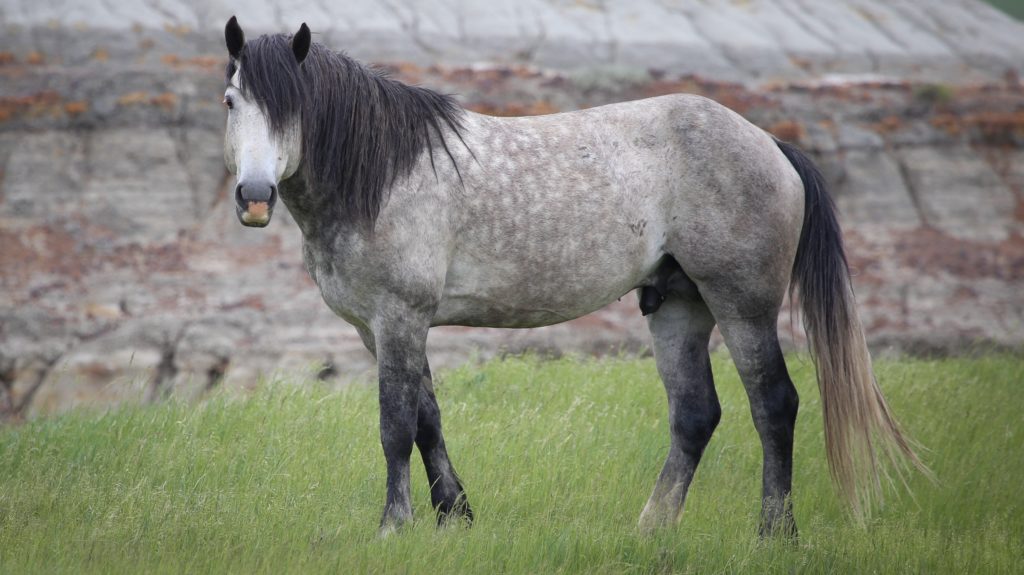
[150,92,177,111]
[160,54,221,70]
[872,115,903,134]
[768,120,805,142]
[930,109,1024,145]
[117,91,177,111]
[970,110,1024,145]
[117,91,150,106]
[163,23,191,37]
[186,56,221,70]
[64,101,88,116]
[0,91,62,122]
[930,112,961,135]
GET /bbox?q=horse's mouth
[239,200,273,227]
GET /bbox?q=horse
[219,17,924,536]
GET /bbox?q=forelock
[229,34,304,135]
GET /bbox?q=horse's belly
[433,234,658,328]
[433,289,617,328]
[433,281,632,328]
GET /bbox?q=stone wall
[1,0,1022,416]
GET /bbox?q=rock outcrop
[1,1,1022,415]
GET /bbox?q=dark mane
[226,34,466,228]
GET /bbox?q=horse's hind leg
[715,313,799,537]
[638,292,719,533]
[417,362,473,525]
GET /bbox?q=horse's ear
[225,16,245,59]
[292,22,311,64]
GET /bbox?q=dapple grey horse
[220,17,923,535]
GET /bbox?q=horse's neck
[278,173,335,238]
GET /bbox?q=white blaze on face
[222,66,301,220]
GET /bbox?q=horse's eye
[224,96,234,110]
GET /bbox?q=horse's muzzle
[235,181,277,227]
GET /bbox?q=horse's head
[222,16,310,227]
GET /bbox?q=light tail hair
[777,140,931,516]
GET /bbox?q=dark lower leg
[376,330,427,533]
[750,370,798,538]
[380,403,416,531]
[415,365,472,525]
[639,354,720,531]
[722,318,799,538]
[639,297,719,532]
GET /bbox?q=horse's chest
[302,242,373,324]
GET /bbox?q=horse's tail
[777,139,927,515]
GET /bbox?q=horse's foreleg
[638,296,719,533]
[374,318,430,534]
[416,362,473,526]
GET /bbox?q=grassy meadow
[0,354,1021,574]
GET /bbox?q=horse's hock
[1,0,1023,415]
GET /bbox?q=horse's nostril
[235,181,275,203]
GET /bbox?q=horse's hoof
[378,520,406,538]
[378,509,413,538]
[437,514,472,529]
[637,511,675,535]
[436,495,474,528]
[758,520,799,541]
[637,496,684,535]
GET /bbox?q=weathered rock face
[1,1,1023,416]
[3,0,1023,82]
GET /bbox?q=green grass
[0,354,1021,574]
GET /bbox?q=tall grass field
[0,354,1020,573]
